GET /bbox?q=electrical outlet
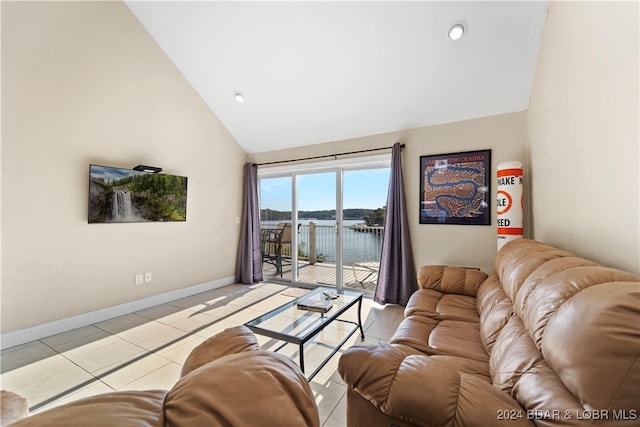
[135,273,144,285]
[145,272,152,283]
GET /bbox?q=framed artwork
[419,149,491,225]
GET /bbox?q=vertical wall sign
[497,161,524,251]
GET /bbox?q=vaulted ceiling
[125,1,548,153]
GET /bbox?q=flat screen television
[89,164,187,223]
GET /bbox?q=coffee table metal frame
[245,287,365,380]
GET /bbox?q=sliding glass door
[259,176,293,281]
[342,169,388,293]
[258,155,390,293]
[295,171,339,287]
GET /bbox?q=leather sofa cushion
[390,316,488,362]
[475,274,514,354]
[404,289,479,322]
[165,350,320,427]
[339,344,530,427]
[494,240,575,302]
[11,390,167,427]
[541,282,640,413]
[518,265,639,349]
[489,316,544,393]
[417,265,488,297]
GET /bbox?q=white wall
[250,111,527,273]
[1,1,246,333]
[528,1,639,274]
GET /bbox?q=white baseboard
[0,276,237,350]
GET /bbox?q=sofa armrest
[180,325,259,377]
[1,390,29,426]
[339,344,533,427]
[417,265,488,297]
[11,391,166,427]
[166,351,320,427]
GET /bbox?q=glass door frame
[291,168,340,286]
[258,154,391,291]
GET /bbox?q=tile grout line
[30,339,116,412]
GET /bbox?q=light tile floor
[0,282,404,426]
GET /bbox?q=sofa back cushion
[476,274,513,354]
[541,282,640,413]
[494,239,575,303]
[417,265,488,296]
[489,239,640,416]
[517,263,636,348]
[489,316,544,392]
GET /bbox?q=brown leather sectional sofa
[339,238,640,427]
[4,326,320,427]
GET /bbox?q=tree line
[261,206,386,226]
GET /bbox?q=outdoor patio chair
[261,222,293,277]
[350,262,379,288]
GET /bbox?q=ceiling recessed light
[448,22,467,41]
[234,92,244,103]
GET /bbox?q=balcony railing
[260,222,384,265]
[260,222,382,292]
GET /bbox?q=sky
[260,168,390,211]
[90,165,144,181]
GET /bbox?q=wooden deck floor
[262,261,379,295]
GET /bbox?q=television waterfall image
[89,165,187,223]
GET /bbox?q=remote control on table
[323,291,339,299]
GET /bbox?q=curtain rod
[254,143,404,167]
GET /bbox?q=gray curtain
[374,143,417,305]
[235,163,263,284]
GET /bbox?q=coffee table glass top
[245,287,362,342]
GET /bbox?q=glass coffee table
[245,287,365,380]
